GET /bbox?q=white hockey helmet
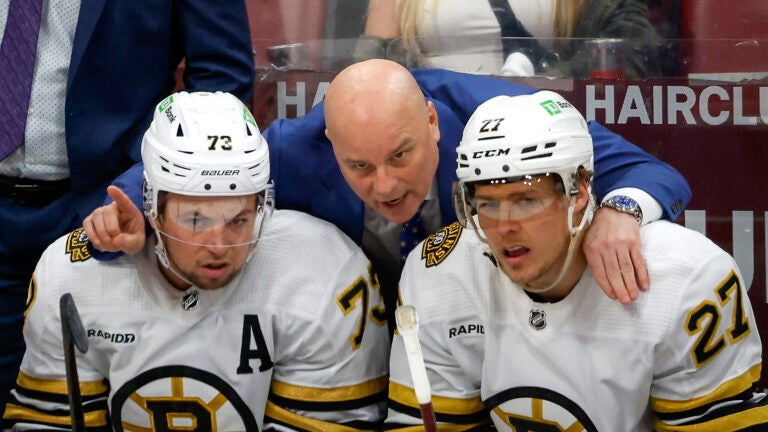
[456,91,592,197]
[142,91,270,215]
[142,92,273,270]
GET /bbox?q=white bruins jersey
[4,210,389,432]
[386,221,768,431]
[386,222,495,430]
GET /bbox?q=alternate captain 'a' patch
[421,222,462,267]
[66,228,92,262]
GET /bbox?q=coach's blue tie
[400,204,427,265]
[0,0,44,160]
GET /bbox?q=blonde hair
[396,0,429,59]
[553,0,589,38]
[395,0,589,59]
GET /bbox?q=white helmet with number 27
[456,90,592,196]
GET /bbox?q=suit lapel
[436,137,459,225]
[68,0,106,87]
[434,100,462,225]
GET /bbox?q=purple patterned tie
[400,204,427,266]
[0,0,44,160]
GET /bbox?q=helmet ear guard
[453,182,486,242]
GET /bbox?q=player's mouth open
[503,246,528,259]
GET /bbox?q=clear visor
[461,174,568,228]
[155,192,270,248]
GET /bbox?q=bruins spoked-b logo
[111,365,259,431]
[486,386,597,432]
[66,228,92,262]
[421,222,462,267]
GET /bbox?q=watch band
[599,195,643,224]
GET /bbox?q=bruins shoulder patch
[66,227,92,262]
[420,222,463,267]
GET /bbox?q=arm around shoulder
[588,120,690,221]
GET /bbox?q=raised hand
[82,185,147,254]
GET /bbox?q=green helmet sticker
[243,108,257,128]
[540,99,561,116]
[158,95,174,113]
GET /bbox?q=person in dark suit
[0,0,254,412]
[84,60,690,333]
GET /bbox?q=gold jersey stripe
[264,400,377,431]
[387,424,487,431]
[388,381,485,416]
[270,376,387,402]
[3,403,108,427]
[653,404,768,431]
[651,363,761,413]
[16,371,107,397]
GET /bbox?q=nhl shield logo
[182,290,200,311]
[529,309,546,330]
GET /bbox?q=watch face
[611,195,637,208]
[605,195,642,223]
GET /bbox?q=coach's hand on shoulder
[83,185,146,254]
[583,209,650,304]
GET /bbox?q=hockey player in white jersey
[386,91,768,430]
[3,92,389,431]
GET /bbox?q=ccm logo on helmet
[201,169,240,176]
[473,148,510,159]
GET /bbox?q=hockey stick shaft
[395,305,439,432]
[419,403,439,432]
[60,293,88,432]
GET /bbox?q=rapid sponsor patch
[66,227,92,262]
[421,222,462,267]
[448,322,485,339]
[87,328,136,344]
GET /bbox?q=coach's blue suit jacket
[68,0,254,223]
[113,68,690,247]
[260,69,690,245]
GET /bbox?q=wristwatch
[599,195,643,224]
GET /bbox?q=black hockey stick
[60,293,89,432]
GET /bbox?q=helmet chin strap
[148,219,197,289]
[492,185,595,296]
